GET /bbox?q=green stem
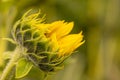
[0,47,21,80]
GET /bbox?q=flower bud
[12,10,84,73]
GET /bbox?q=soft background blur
[0,0,120,80]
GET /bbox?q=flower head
[12,10,84,73]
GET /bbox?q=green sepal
[15,58,33,78]
[47,65,64,75]
[54,65,64,71]
[2,38,16,44]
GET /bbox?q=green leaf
[16,58,33,78]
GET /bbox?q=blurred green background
[0,0,120,80]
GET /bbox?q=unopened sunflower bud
[12,10,84,73]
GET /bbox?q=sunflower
[12,10,85,73]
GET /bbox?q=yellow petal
[58,31,84,56]
[36,24,50,33]
[48,21,73,39]
[66,40,85,56]
[49,33,59,52]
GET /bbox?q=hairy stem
[0,47,21,80]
